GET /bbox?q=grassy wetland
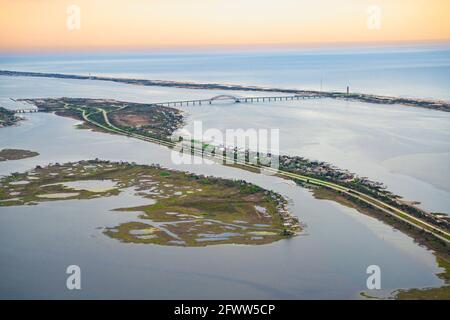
[0,160,300,247]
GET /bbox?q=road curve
[79,105,450,244]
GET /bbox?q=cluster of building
[0,107,20,128]
[279,155,355,182]
[265,190,300,235]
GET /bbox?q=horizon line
[1,39,450,55]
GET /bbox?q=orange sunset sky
[1,0,449,51]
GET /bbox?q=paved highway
[78,105,450,244]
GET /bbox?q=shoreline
[2,70,449,112]
[3,95,449,299]
[311,187,449,299]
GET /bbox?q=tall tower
[346,86,349,95]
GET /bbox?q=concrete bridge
[13,108,40,113]
[155,93,323,107]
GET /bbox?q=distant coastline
[1,70,449,112]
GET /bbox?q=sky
[1,0,449,52]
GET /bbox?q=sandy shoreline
[2,70,449,112]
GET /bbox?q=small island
[0,149,39,162]
[0,160,300,246]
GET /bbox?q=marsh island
[0,149,39,162]
[0,160,300,246]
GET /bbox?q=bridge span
[11,94,324,113]
[155,93,323,107]
[13,109,40,113]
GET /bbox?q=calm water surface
[181,99,450,213]
[1,44,450,99]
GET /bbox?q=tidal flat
[0,160,300,247]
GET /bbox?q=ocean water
[1,43,450,100]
